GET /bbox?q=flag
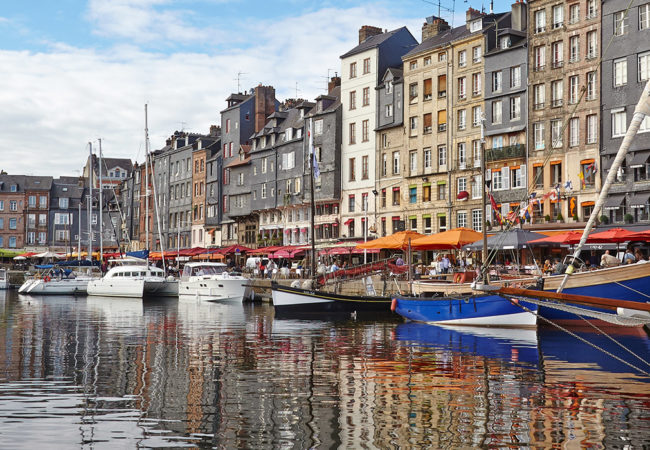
[309,118,320,180]
[578,170,585,188]
[564,180,573,191]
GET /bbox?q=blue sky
[0,0,513,176]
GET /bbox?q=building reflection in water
[0,292,648,448]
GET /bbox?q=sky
[0,0,512,177]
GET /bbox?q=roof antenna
[234,71,247,94]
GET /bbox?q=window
[470,19,482,32]
[552,4,564,28]
[10,200,17,211]
[362,120,369,142]
[28,195,36,207]
[551,80,563,107]
[614,11,628,36]
[363,57,370,74]
[385,104,393,117]
[423,185,431,202]
[349,91,356,109]
[534,84,545,109]
[587,114,598,144]
[409,151,417,174]
[492,71,502,92]
[510,66,521,88]
[59,197,69,209]
[9,218,17,229]
[587,71,596,100]
[458,50,467,66]
[612,109,626,137]
[314,119,323,135]
[385,81,392,93]
[392,188,401,206]
[457,211,467,228]
[382,153,387,176]
[424,56,431,66]
[362,155,369,179]
[492,100,502,124]
[9,237,16,248]
[438,52,447,62]
[393,151,400,174]
[349,158,356,181]
[641,4,650,29]
[588,0,597,18]
[587,31,597,59]
[569,35,579,62]
[569,117,580,147]
[409,83,418,103]
[472,209,482,232]
[349,123,356,144]
[534,122,545,150]
[409,60,418,70]
[639,52,650,81]
[438,146,447,167]
[458,109,466,130]
[39,214,46,226]
[569,3,580,24]
[492,169,503,190]
[613,58,627,87]
[472,140,481,167]
[438,74,447,97]
[551,41,564,68]
[458,143,466,169]
[535,9,546,33]
[457,177,467,195]
[362,87,370,106]
[261,183,267,198]
[581,161,597,187]
[551,119,563,148]
[349,194,355,212]
[472,45,482,63]
[349,62,357,78]
[533,165,544,188]
[472,106,482,127]
[472,73,481,95]
[424,148,432,171]
[423,78,432,100]
[534,46,546,71]
[458,77,466,99]
[423,113,432,134]
[569,75,579,104]
[410,116,418,136]
[437,183,446,200]
[510,96,521,120]
[500,36,512,49]
[409,187,417,204]
[0,200,3,211]
[437,110,447,132]
[551,162,562,185]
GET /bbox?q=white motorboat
[0,268,8,290]
[178,262,248,302]
[87,258,178,298]
[17,264,99,295]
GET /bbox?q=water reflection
[0,291,648,448]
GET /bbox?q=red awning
[344,218,353,226]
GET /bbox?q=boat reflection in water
[0,292,648,449]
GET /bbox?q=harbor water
[0,289,649,448]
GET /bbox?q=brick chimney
[422,16,450,40]
[254,85,276,133]
[209,125,221,137]
[359,25,383,44]
[328,75,341,94]
[466,7,483,26]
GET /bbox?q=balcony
[552,21,564,29]
[535,26,546,34]
[486,144,526,162]
[552,60,564,69]
[533,64,546,72]
[533,102,545,110]
[552,99,563,107]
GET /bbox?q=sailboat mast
[98,138,103,262]
[308,118,317,280]
[144,104,150,254]
[557,80,650,292]
[88,141,93,262]
[480,114,488,282]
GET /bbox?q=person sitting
[622,247,636,265]
[635,248,647,263]
[552,258,566,275]
[330,261,339,272]
[395,256,405,266]
[600,250,620,268]
[542,259,552,275]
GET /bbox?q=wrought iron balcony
[486,144,526,162]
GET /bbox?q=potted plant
[556,213,564,222]
[599,215,609,224]
[544,214,551,223]
[485,220,492,231]
[572,213,579,222]
[624,213,634,224]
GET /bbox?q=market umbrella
[527,230,585,245]
[626,230,650,241]
[0,249,21,258]
[356,230,425,250]
[463,228,548,251]
[411,227,483,250]
[585,228,637,243]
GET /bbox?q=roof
[220,93,254,114]
[340,27,409,59]
[23,176,53,191]
[225,156,251,168]
[403,25,470,59]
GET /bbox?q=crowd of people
[541,246,647,275]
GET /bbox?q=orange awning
[411,227,483,250]
[356,230,425,250]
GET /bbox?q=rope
[510,300,650,376]
[614,280,650,300]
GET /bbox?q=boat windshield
[182,265,226,277]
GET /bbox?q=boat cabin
[182,263,227,277]
[105,266,165,278]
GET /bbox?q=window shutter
[501,203,509,217]
[520,164,527,188]
[501,166,510,190]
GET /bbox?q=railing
[552,99,563,107]
[486,144,526,162]
[438,90,446,98]
[534,102,545,110]
[438,124,447,132]
[552,60,564,69]
[533,64,546,72]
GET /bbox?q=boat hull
[144,279,179,297]
[87,279,146,298]
[23,278,90,295]
[178,277,248,302]
[271,283,394,319]
[393,295,538,327]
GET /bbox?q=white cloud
[0,3,424,176]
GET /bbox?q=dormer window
[500,36,511,49]
[10,185,17,192]
[385,81,392,94]
[286,128,293,141]
[261,136,266,147]
[470,19,481,32]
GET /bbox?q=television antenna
[234,71,247,93]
